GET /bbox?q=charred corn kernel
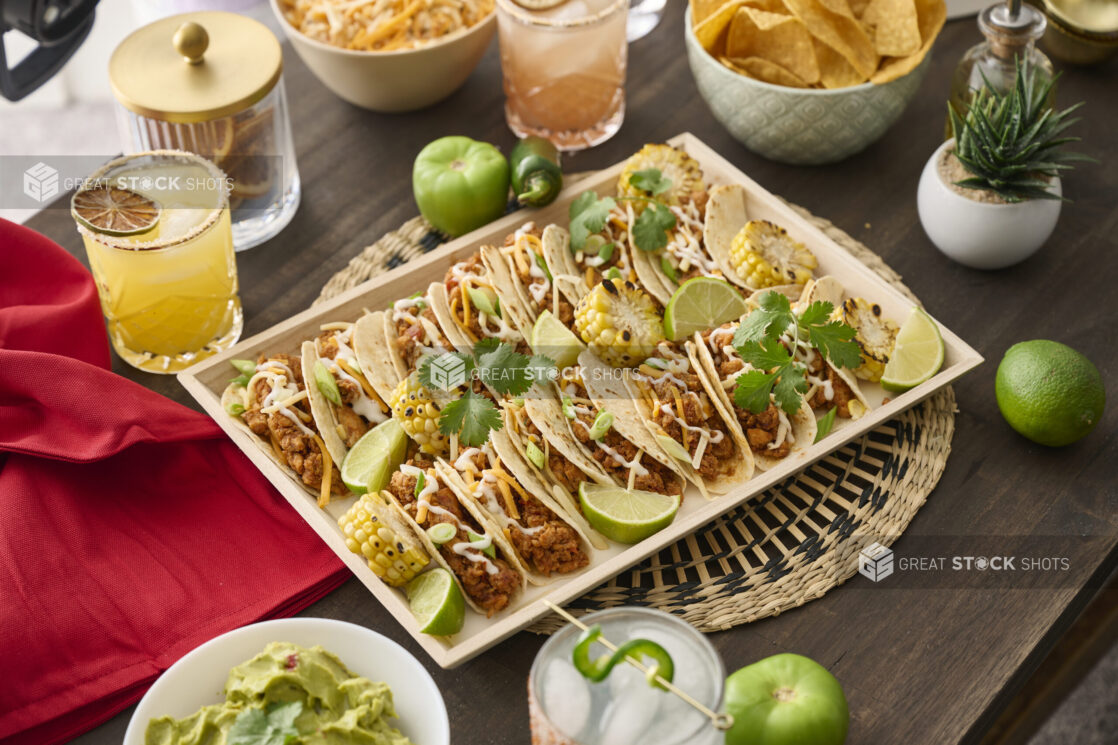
[390,374,448,456]
[574,280,665,368]
[339,492,429,587]
[617,144,704,207]
[729,220,818,290]
[835,297,898,382]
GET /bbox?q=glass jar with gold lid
[110,11,300,251]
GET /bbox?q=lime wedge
[531,309,585,368]
[407,568,465,636]
[341,419,408,494]
[663,277,748,341]
[578,483,680,544]
[881,307,945,393]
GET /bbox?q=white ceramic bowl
[122,618,449,745]
[684,5,930,165]
[917,138,1062,269]
[270,0,496,112]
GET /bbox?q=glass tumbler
[497,0,628,152]
[528,607,725,745]
[74,150,242,374]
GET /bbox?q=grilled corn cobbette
[574,280,665,367]
[835,298,898,382]
[618,144,704,206]
[339,492,429,587]
[390,374,447,456]
[729,220,818,290]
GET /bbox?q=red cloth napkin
[0,219,348,745]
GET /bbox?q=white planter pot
[917,139,1062,270]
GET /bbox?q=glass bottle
[946,0,1055,137]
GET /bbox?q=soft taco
[383,452,526,616]
[428,252,532,355]
[303,323,392,468]
[543,198,641,294]
[790,277,871,420]
[483,223,581,332]
[701,184,755,293]
[627,189,741,306]
[692,323,817,470]
[437,435,596,582]
[522,368,687,502]
[222,352,346,507]
[580,345,754,497]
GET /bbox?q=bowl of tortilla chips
[685,0,946,164]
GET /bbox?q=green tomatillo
[724,653,849,745]
[413,136,510,237]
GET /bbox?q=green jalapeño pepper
[572,624,675,691]
[413,136,510,237]
[510,136,562,207]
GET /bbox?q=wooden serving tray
[179,133,983,668]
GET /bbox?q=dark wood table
[30,7,1117,744]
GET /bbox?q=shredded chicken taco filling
[453,443,588,576]
[634,342,736,479]
[390,293,452,371]
[561,373,682,496]
[388,454,520,615]
[702,324,796,458]
[242,353,344,504]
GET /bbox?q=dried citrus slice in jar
[71,185,161,237]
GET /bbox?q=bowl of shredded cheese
[272,0,497,112]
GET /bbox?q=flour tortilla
[703,184,754,291]
[352,310,403,405]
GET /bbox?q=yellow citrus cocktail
[74,151,242,374]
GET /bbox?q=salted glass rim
[496,0,628,29]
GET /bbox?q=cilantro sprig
[228,701,302,745]
[568,169,678,254]
[418,341,556,446]
[731,291,860,416]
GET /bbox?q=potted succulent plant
[917,60,1089,269]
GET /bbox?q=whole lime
[723,653,849,745]
[995,340,1105,447]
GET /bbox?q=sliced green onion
[656,434,692,464]
[229,374,251,387]
[605,267,623,281]
[225,402,245,416]
[426,523,456,545]
[467,530,497,559]
[587,411,613,440]
[585,235,608,253]
[467,287,500,318]
[533,250,553,282]
[561,396,577,420]
[660,257,679,285]
[526,441,545,469]
[598,241,615,263]
[314,360,342,405]
[230,358,256,376]
[814,407,837,443]
[509,397,525,408]
[414,471,426,498]
[571,624,674,691]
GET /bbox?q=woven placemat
[315,203,956,634]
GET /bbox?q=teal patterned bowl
[684,7,931,165]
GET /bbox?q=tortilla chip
[782,0,879,78]
[816,0,858,18]
[725,55,811,87]
[869,0,945,83]
[862,0,921,57]
[694,0,747,54]
[692,0,729,26]
[813,38,867,88]
[848,0,872,16]
[726,7,820,83]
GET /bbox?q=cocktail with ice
[497,0,628,151]
[528,607,725,745]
